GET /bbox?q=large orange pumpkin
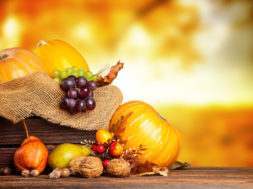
[110,101,182,167]
[33,40,89,77]
[0,48,46,82]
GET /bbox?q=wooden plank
[0,167,252,189]
[0,148,15,169]
[0,118,96,145]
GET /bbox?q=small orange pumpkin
[110,101,182,167]
[33,40,89,77]
[0,48,45,82]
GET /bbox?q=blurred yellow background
[0,0,253,167]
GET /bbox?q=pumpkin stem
[22,120,30,138]
[0,54,8,61]
[159,114,167,121]
[36,40,47,48]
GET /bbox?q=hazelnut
[0,167,11,175]
[30,169,39,177]
[48,168,62,179]
[21,169,30,177]
[61,168,71,177]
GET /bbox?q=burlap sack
[0,72,123,130]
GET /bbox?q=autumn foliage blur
[0,0,253,166]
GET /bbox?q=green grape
[72,66,78,72]
[72,72,79,77]
[87,75,97,81]
[87,76,95,81]
[66,67,73,75]
[79,67,85,72]
[91,74,98,80]
[78,69,85,77]
[53,69,60,77]
[53,77,61,83]
[83,72,87,78]
[60,71,67,80]
[84,71,92,79]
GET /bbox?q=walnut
[69,156,103,178]
[107,159,131,177]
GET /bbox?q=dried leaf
[134,161,156,174]
[153,166,169,176]
[158,170,168,176]
[96,61,124,87]
[137,172,156,176]
[128,159,190,176]
[135,166,169,176]
[168,161,191,170]
[110,112,133,143]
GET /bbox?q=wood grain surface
[0,167,252,189]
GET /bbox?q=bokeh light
[1,0,253,166]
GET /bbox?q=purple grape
[78,87,90,98]
[60,77,76,91]
[87,80,97,91]
[86,97,96,110]
[76,99,86,112]
[76,76,87,88]
[84,96,91,102]
[67,88,78,99]
[67,75,76,80]
[69,107,79,114]
[66,98,76,109]
[88,90,93,97]
[60,97,68,110]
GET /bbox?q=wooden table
[0,167,252,189]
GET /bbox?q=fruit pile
[10,122,174,179]
[59,74,97,114]
[47,129,130,179]
[89,129,124,166]
[0,39,183,179]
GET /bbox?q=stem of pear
[22,120,30,138]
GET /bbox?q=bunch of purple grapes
[60,75,97,114]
